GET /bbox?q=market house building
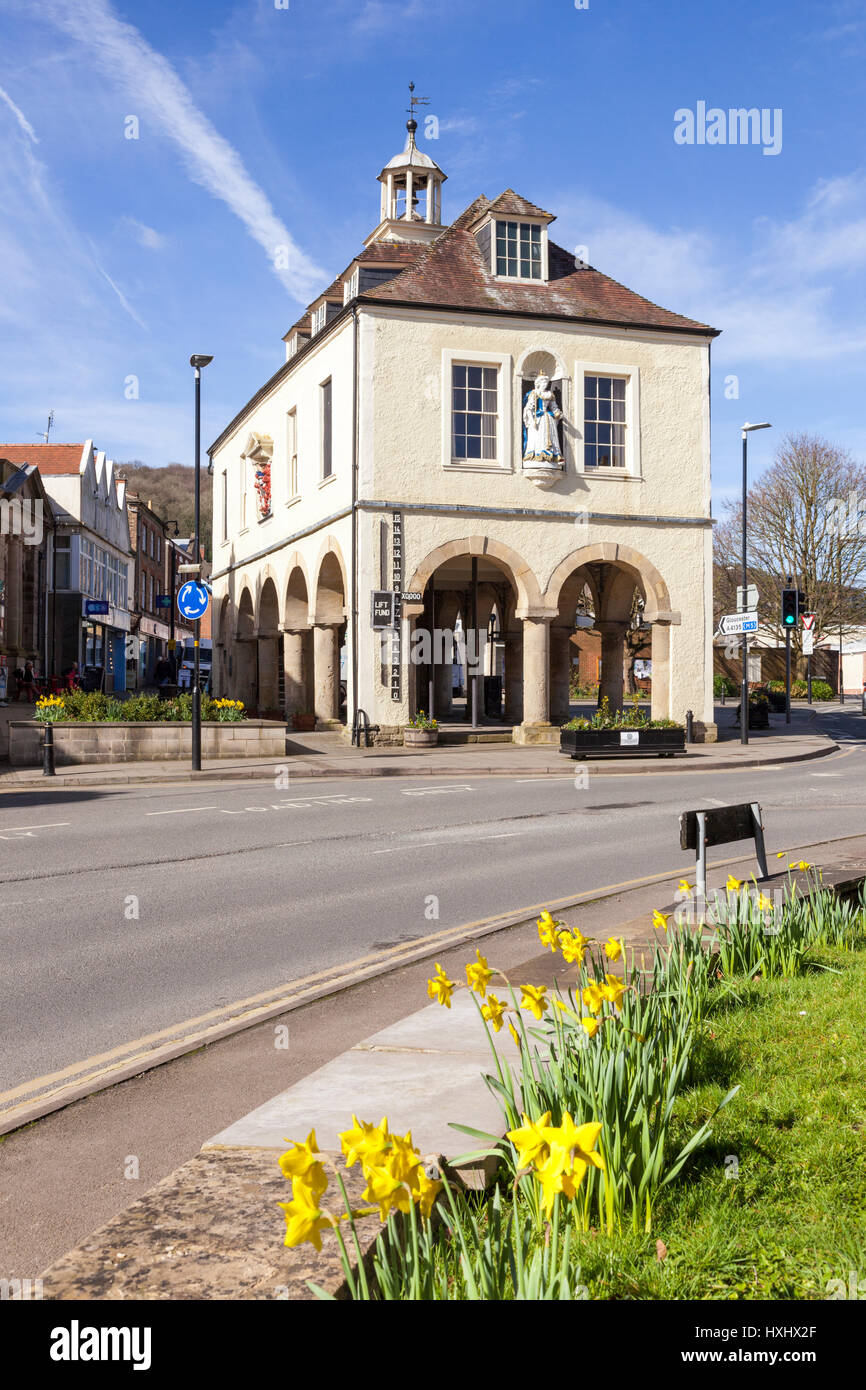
[209,122,719,742]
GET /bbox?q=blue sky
[1,0,864,504]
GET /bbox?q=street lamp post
[740,423,772,746]
[190,354,213,772]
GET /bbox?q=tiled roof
[357,242,427,266]
[357,192,718,335]
[0,443,87,474]
[483,189,555,222]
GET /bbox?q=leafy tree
[116,461,213,560]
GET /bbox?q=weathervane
[406,81,429,123]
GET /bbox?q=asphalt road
[1,706,865,1095]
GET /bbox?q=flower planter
[403,728,439,748]
[560,726,686,759]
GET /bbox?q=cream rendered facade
[210,131,717,743]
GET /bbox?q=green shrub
[810,679,834,701]
[120,694,165,722]
[791,679,808,698]
[713,674,737,696]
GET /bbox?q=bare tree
[713,432,866,653]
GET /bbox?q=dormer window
[311,303,327,335]
[495,220,542,279]
[286,335,299,360]
[343,269,359,305]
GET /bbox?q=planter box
[560,726,686,759]
[8,720,286,766]
[403,728,439,748]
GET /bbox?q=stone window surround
[440,348,514,474]
[572,360,642,479]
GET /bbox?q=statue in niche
[522,374,564,463]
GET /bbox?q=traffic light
[781,588,799,627]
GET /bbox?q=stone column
[650,623,672,722]
[504,629,523,725]
[434,658,453,720]
[312,623,339,723]
[518,616,553,738]
[257,635,280,714]
[283,628,306,714]
[549,627,573,723]
[597,620,627,713]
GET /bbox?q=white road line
[401,785,473,796]
[811,773,839,777]
[0,821,70,831]
[146,807,219,816]
[514,777,575,783]
[372,843,439,854]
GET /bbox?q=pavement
[27,832,866,1301]
[0,703,845,787]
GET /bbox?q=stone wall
[8,720,286,766]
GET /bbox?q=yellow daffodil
[534,1115,604,1217]
[279,1184,331,1250]
[520,983,548,1019]
[480,993,507,1033]
[466,949,494,997]
[757,893,774,912]
[581,1015,601,1038]
[427,962,456,1008]
[536,910,559,952]
[362,1163,412,1220]
[678,880,693,895]
[338,1115,389,1170]
[797,860,811,871]
[652,909,671,932]
[726,874,742,892]
[508,1020,521,1047]
[559,929,587,963]
[387,1130,422,1183]
[604,936,623,961]
[279,1128,324,1189]
[505,1111,552,1169]
[582,982,604,1014]
[601,974,626,1010]
[776,850,787,859]
[412,1166,442,1220]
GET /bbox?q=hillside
[116,462,213,560]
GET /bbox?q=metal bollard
[42,721,56,777]
[685,709,694,743]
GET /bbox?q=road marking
[0,821,70,832]
[705,797,728,806]
[145,807,220,816]
[401,784,473,796]
[811,773,839,777]
[373,844,438,854]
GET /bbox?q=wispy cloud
[552,172,866,365]
[118,216,168,252]
[0,83,39,143]
[35,0,325,303]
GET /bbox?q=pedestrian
[18,661,39,702]
[154,656,172,687]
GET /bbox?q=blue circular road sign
[177,581,210,621]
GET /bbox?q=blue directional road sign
[177,581,210,621]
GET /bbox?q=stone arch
[515,344,569,382]
[236,584,255,640]
[544,543,676,625]
[256,571,281,635]
[284,558,311,632]
[311,538,349,625]
[403,536,543,617]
